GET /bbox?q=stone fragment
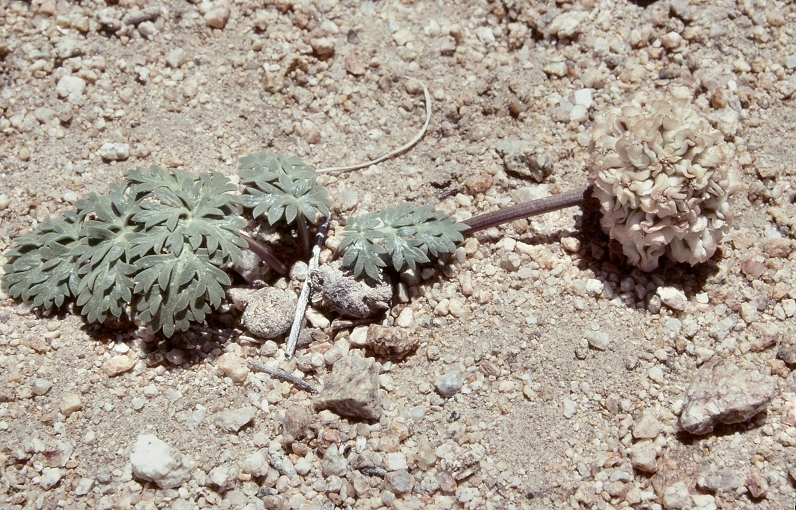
[344,52,366,76]
[74,477,94,495]
[696,467,740,493]
[130,434,193,489]
[546,12,586,39]
[218,353,249,383]
[31,378,53,396]
[435,371,463,397]
[385,469,414,494]
[60,392,82,416]
[39,467,64,489]
[103,355,134,376]
[494,140,554,182]
[55,75,86,102]
[321,443,348,477]
[208,464,237,492]
[662,481,690,509]
[680,358,776,435]
[630,440,657,473]
[241,287,294,339]
[98,142,130,161]
[212,406,257,433]
[465,174,493,195]
[314,354,382,420]
[584,331,610,350]
[204,4,230,29]
[367,324,419,359]
[657,286,687,311]
[778,334,796,364]
[311,260,392,319]
[746,470,768,498]
[165,48,188,68]
[310,37,335,59]
[633,411,662,439]
[439,444,485,480]
[241,449,270,477]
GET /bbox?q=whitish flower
[588,92,740,271]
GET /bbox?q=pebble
[312,260,392,319]
[435,371,464,397]
[204,5,230,29]
[680,358,776,435]
[321,444,348,477]
[547,12,585,39]
[697,467,740,492]
[563,398,576,418]
[74,477,94,495]
[560,237,580,252]
[129,434,193,489]
[241,287,295,339]
[103,355,135,376]
[384,452,408,471]
[165,48,188,68]
[39,467,64,489]
[314,354,382,420]
[691,494,717,509]
[367,324,418,359]
[395,307,414,328]
[585,279,604,296]
[212,406,257,433]
[208,464,237,492]
[241,449,270,477]
[630,440,657,473]
[30,378,53,396]
[55,75,86,102]
[60,392,82,416]
[218,352,249,383]
[657,286,687,311]
[494,139,554,183]
[584,331,610,350]
[746,470,768,498]
[648,366,665,384]
[632,411,662,439]
[662,481,690,509]
[98,142,130,162]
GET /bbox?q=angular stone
[103,355,135,376]
[59,392,82,416]
[367,324,418,360]
[217,353,249,384]
[212,406,257,433]
[680,358,776,435]
[311,260,392,319]
[494,140,554,183]
[633,411,662,439]
[314,354,381,420]
[130,434,193,489]
[630,440,658,473]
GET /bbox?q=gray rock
[55,75,86,103]
[385,469,414,494]
[30,378,53,396]
[39,467,64,489]
[679,358,776,435]
[268,450,296,477]
[367,324,419,359]
[778,334,796,364]
[204,5,230,29]
[696,467,741,493]
[165,48,189,68]
[314,354,382,420]
[321,444,348,477]
[494,140,554,182]
[662,481,690,509]
[584,331,610,350]
[630,440,657,473]
[212,406,257,433]
[241,287,295,339]
[312,260,392,319]
[98,142,130,161]
[208,464,237,492]
[129,434,193,489]
[436,371,464,397]
[241,449,270,477]
[632,411,662,439]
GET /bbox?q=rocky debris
[30,378,52,396]
[311,260,392,319]
[241,287,295,339]
[208,464,238,492]
[386,469,414,494]
[584,330,610,350]
[217,352,249,383]
[102,354,135,376]
[494,139,554,182]
[366,324,419,359]
[321,443,348,477]
[314,354,382,420]
[39,467,64,489]
[679,358,776,435]
[204,3,230,29]
[632,411,663,439]
[59,392,82,416]
[662,481,690,509]
[435,371,464,397]
[696,467,741,493]
[630,440,658,473]
[241,449,270,477]
[129,434,193,489]
[55,75,85,102]
[98,142,130,162]
[165,48,189,69]
[212,406,257,433]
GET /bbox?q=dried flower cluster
[588,93,739,271]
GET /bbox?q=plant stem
[240,232,289,276]
[462,185,594,235]
[296,215,310,256]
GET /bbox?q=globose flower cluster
[588,92,739,271]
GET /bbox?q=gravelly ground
[1,0,796,509]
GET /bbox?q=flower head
[588,92,740,271]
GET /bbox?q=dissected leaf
[339,203,466,278]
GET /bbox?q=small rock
[680,358,776,435]
[212,406,257,433]
[657,286,687,311]
[103,355,135,376]
[392,29,414,46]
[746,470,768,498]
[435,371,463,397]
[662,481,690,509]
[630,440,657,473]
[55,75,86,102]
[344,53,367,76]
[385,469,414,494]
[98,142,130,162]
[691,494,716,509]
[30,378,53,396]
[242,287,295,339]
[465,174,493,195]
[310,37,336,59]
[204,4,230,29]
[74,477,94,495]
[130,434,193,489]
[60,392,82,416]
[241,449,270,477]
[39,467,64,489]
[696,467,740,493]
[208,464,237,492]
[314,354,382,420]
[584,331,610,350]
[165,48,188,68]
[367,324,419,359]
[547,12,586,39]
[321,443,348,477]
[384,452,408,471]
[633,411,662,439]
[561,237,580,252]
[778,334,796,364]
[395,307,414,328]
[563,398,577,418]
[494,140,554,182]
[311,260,392,319]
[218,353,249,383]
